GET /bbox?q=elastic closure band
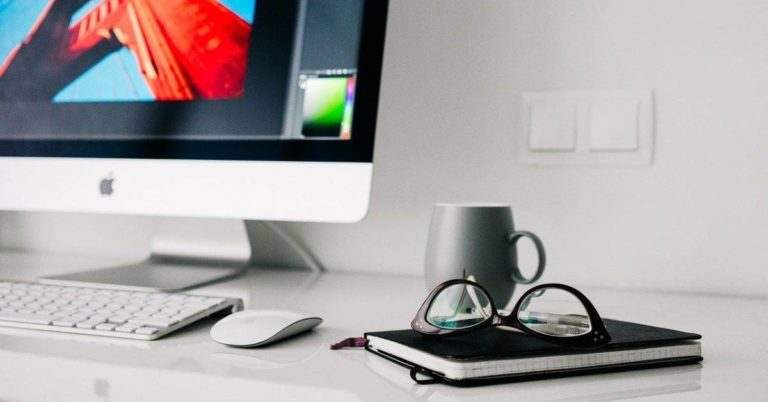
[409,367,441,385]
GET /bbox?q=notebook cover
[366,319,701,362]
[365,319,702,386]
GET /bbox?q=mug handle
[507,231,546,284]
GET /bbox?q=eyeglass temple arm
[518,311,591,328]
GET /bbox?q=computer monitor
[0,0,388,290]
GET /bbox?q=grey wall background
[1,0,767,296]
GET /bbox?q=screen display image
[0,0,257,103]
[0,0,385,160]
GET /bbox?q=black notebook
[365,319,702,386]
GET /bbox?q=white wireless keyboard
[0,280,243,340]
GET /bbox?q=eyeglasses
[411,279,611,348]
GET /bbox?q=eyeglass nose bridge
[490,309,518,327]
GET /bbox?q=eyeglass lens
[517,288,592,337]
[426,283,492,330]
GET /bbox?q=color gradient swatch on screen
[302,76,356,139]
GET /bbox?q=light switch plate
[528,104,577,151]
[589,101,640,151]
[519,91,654,166]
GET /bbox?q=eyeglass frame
[411,279,611,348]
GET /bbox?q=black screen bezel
[0,0,388,163]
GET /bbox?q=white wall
[2,0,767,296]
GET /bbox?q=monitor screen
[0,0,386,162]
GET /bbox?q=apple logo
[99,174,115,196]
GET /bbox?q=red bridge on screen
[0,0,251,100]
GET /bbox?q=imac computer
[0,0,388,290]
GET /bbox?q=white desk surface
[0,252,765,402]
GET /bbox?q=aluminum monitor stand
[40,218,252,292]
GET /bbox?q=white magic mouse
[210,309,323,347]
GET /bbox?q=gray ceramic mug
[424,203,546,306]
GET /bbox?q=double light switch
[519,91,654,166]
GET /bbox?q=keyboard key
[134,327,160,335]
[128,317,179,328]
[182,303,213,311]
[108,316,131,324]
[133,312,153,318]
[0,311,56,325]
[95,323,118,331]
[115,324,141,333]
[51,320,74,327]
[76,319,106,329]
